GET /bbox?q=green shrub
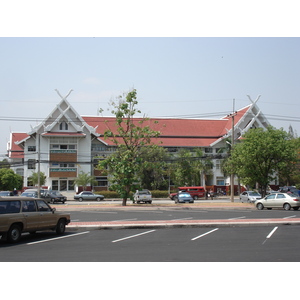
[95,190,169,199]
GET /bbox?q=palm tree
[73,171,97,191]
[28,172,46,186]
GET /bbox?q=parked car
[20,190,38,198]
[134,190,152,204]
[279,186,300,195]
[175,192,194,204]
[42,190,67,204]
[170,186,205,200]
[0,191,14,196]
[74,191,104,202]
[240,191,262,203]
[255,192,300,210]
[0,197,70,243]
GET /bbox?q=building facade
[7,93,270,192]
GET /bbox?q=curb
[68,218,300,230]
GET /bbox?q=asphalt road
[1,207,300,262]
[67,206,300,223]
[1,224,300,262]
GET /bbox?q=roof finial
[55,89,73,100]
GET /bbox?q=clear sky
[1,2,300,159]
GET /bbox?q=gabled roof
[8,132,28,159]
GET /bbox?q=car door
[21,200,41,231]
[263,194,276,208]
[36,200,57,228]
[241,192,247,202]
[274,193,286,208]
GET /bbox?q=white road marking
[112,230,156,243]
[283,215,296,219]
[26,231,90,245]
[228,216,246,220]
[266,226,278,239]
[171,217,193,221]
[191,228,219,241]
[111,218,138,222]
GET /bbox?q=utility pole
[37,133,41,198]
[228,99,237,202]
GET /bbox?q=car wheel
[193,196,198,200]
[257,203,264,210]
[96,197,101,201]
[7,224,22,243]
[148,201,152,204]
[283,203,291,211]
[56,219,66,234]
[51,198,55,204]
[79,197,83,202]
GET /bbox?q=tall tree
[98,89,160,206]
[223,126,298,196]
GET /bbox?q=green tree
[138,145,169,190]
[98,89,160,206]
[223,126,298,196]
[171,148,212,187]
[73,171,97,191]
[0,169,23,191]
[28,172,46,186]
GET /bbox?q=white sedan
[255,192,300,210]
[240,191,261,203]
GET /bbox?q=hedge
[95,190,169,199]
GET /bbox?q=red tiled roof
[8,105,251,156]
[9,132,29,159]
[82,105,251,147]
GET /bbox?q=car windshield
[179,193,191,198]
[138,190,150,195]
[249,192,260,196]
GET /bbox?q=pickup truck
[134,190,152,204]
[0,197,70,243]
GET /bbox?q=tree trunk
[122,198,127,206]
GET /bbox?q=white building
[7,93,270,193]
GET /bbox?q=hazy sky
[1,1,300,159]
[1,37,300,157]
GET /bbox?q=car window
[36,200,51,212]
[266,194,276,200]
[276,194,286,199]
[249,192,260,196]
[0,201,21,214]
[22,200,37,212]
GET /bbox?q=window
[28,146,36,152]
[36,200,51,212]
[95,177,108,187]
[59,121,68,130]
[205,148,213,153]
[0,201,21,214]
[22,200,36,212]
[28,159,36,169]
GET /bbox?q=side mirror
[51,207,56,213]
